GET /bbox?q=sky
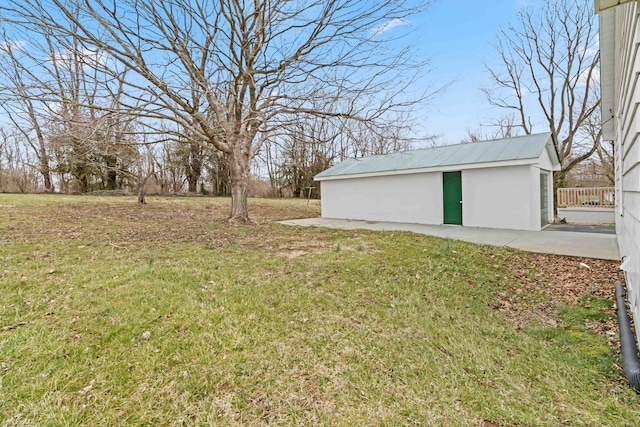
[0,0,539,149]
[408,0,527,145]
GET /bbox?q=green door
[540,172,549,227]
[443,171,462,225]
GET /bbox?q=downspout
[615,280,640,392]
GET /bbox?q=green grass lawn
[0,194,638,426]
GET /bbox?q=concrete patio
[279,218,620,260]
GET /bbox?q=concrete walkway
[545,224,616,235]
[279,218,620,260]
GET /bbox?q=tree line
[0,111,415,200]
[0,0,436,219]
[0,0,607,215]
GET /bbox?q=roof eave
[315,158,540,181]
[594,0,634,13]
[546,134,562,168]
[598,6,617,140]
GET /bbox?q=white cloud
[371,18,408,37]
[584,48,598,57]
[48,48,115,73]
[0,40,25,53]
[578,67,599,86]
[49,48,108,66]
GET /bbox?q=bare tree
[482,0,600,186]
[2,0,436,221]
[462,115,519,143]
[176,139,205,194]
[583,106,613,185]
[259,113,416,198]
[156,141,187,194]
[0,129,40,193]
[346,119,415,158]
[271,119,334,198]
[0,7,141,194]
[0,31,55,191]
[206,151,231,197]
[45,25,139,193]
[596,141,614,186]
[131,140,159,204]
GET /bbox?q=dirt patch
[279,250,309,259]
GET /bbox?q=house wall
[462,165,538,231]
[601,2,640,332]
[320,173,443,224]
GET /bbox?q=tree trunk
[185,142,202,193]
[35,140,53,193]
[553,170,570,219]
[78,174,88,193]
[137,175,147,204]
[28,105,54,192]
[35,137,53,192]
[230,177,248,221]
[105,155,118,190]
[228,148,250,222]
[187,173,199,193]
[40,160,54,193]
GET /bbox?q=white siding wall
[604,2,640,333]
[320,173,443,224]
[320,162,550,230]
[538,147,555,172]
[537,148,556,226]
[462,165,537,231]
[546,166,555,225]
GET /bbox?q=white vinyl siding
[320,173,444,224]
[462,166,537,231]
[318,160,553,231]
[603,1,640,336]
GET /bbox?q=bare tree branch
[1,0,438,220]
[482,0,600,187]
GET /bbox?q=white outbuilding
[315,132,561,231]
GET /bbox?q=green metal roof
[315,132,559,179]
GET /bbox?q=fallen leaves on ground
[494,251,624,348]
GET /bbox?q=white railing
[557,187,615,208]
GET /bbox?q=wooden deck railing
[557,187,615,208]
